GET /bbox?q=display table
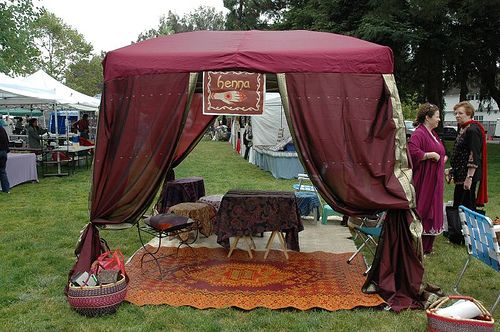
[214,190,303,255]
[252,145,304,179]
[157,177,206,213]
[6,153,38,187]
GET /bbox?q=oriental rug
[125,246,385,311]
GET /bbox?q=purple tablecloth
[157,177,205,213]
[6,153,38,187]
[214,190,303,251]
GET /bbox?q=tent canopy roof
[0,70,99,111]
[104,30,394,81]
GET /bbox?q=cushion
[145,213,192,231]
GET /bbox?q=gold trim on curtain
[383,74,416,209]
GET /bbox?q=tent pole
[54,104,62,175]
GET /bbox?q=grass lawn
[0,140,498,331]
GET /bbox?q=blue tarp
[49,110,78,134]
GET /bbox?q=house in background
[443,88,500,137]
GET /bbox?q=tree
[137,6,225,42]
[0,0,41,75]
[32,11,93,81]
[65,53,104,97]
[448,0,500,108]
[224,0,286,30]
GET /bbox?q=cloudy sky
[35,0,228,53]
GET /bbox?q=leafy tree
[32,11,93,81]
[65,53,103,97]
[447,0,500,108]
[0,0,41,75]
[137,6,225,41]
[224,0,286,30]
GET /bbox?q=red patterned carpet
[125,246,385,311]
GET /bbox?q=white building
[443,88,500,137]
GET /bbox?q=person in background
[3,116,14,136]
[27,118,47,149]
[72,114,90,139]
[448,101,488,211]
[243,121,253,160]
[0,125,10,193]
[408,103,447,255]
[14,118,24,135]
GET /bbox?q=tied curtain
[70,72,204,281]
[279,73,424,311]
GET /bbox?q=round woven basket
[426,295,495,332]
[67,274,127,317]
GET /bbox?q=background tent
[0,72,60,106]
[71,30,423,311]
[251,93,291,147]
[22,70,99,112]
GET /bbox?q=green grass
[0,140,498,331]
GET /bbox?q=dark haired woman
[27,118,47,149]
[408,103,447,254]
[449,101,488,211]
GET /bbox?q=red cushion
[145,213,191,231]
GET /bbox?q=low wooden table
[214,190,303,259]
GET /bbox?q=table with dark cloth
[6,152,38,187]
[214,189,303,251]
[157,177,205,213]
[294,191,321,220]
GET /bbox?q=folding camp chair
[454,206,500,314]
[347,211,386,275]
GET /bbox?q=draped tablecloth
[252,146,305,179]
[214,190,303,251]
[295,191,321,220]
[157,177,205,213]
[6,153,38,187]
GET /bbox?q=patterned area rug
[125,246,385,311]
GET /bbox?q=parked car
[440,126,458,141]
[404,120,415,138]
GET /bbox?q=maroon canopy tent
[71,30,424,311]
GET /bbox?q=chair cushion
[145,213,192,231]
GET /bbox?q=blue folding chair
[454,205,500,314]
[347,212,386,275]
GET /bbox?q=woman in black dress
[449,101,488,210]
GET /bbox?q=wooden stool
[264,231,289,259]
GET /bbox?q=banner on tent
[203,71,265,116]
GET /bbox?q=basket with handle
[426,295,495,332]
[67,273,127,317]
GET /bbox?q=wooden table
[214,190,303,258]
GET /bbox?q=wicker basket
[426,295,495,332]
[67,274,127,317]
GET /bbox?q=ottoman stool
[168,202,216,237]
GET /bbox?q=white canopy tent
[251,93,291,146]
[0,71,100,176]
[0,70,99,111]
[0,73,61,106]
[21,70,99,111]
